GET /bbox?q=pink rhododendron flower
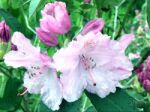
[53,21,134,102]
[36,1,71,46]
[4,32,62,110]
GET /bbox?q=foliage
[0,0,150,112]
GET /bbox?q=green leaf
[85,106,97,112]
[0,9,22,32]
[37,101,53,112]
[147,0,150,27]
[10,0,23,9]
[29,0,42,18]
[0,78,22,111]
[86,89,141,112]
[58,99,83,112]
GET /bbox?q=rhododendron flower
[4,32,62,110]
[36,1,71,46]
[53,20,134,102]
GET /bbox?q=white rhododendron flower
[4,32,62,110]
[53,19,134,102]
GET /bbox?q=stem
[81,96,88,112]
[22,96,30,112]
[112,0,126,39]
[112,6,119,39]
[20,8,36,35]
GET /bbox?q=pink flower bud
[84,0,91,4]
[0,21,11,43]
[40,2,71,34]
[136,58,150,93]
[143,80,150,93]
[81,19,104,35]
[11,44,17,51]
[36,28,58,46]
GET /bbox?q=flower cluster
[3,1,134,111]
[136,58,150,93]
[36,2,71,46]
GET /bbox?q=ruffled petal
[86,68,117,98]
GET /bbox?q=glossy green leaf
[0,78,22,111]
[0,9,22,31]
[29,0,42,18]
[86,89,141,112]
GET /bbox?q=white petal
[86,68,117,98]
[41,69,62,111]
[61,65,87,102]
[23,72,44,94]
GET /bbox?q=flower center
[27,65,46,79]
[79,54,96,70]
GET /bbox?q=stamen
[88,69,96,87]
[18,88,28,96]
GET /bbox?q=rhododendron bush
[0,0,150,112]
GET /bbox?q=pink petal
[12,32,40,54]
[119,34,134,50]
[4,51,39,68]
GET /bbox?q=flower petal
[41,69,62,111]
[12,32,40,54]
[4,51,39,68]
[36,28,58,46]
[86,68,117,98]
[23,72,44,94]
[119,34,134,51]
[60,65,87,102]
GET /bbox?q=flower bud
[81,19,104,35]
[36,28,58,46]
[40,2,71,34]
[136,58,150,93]
[11,43,17,51]
[0,21,10,43]
[84,0,91,4]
